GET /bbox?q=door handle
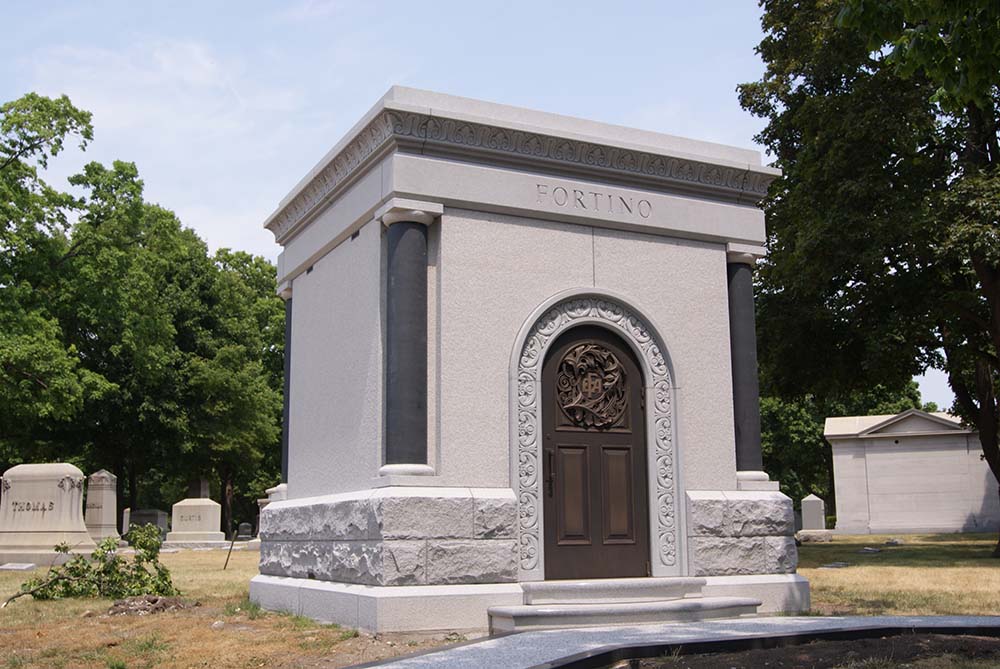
[545,449,555,497]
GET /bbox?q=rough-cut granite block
[685,491,729,537]
[726,492,795,537]
[259,498,373,541]
[326,542,381,584]
[686,491,795,538]
[689,537,765,576]
[764,536,798,573]
[426,540,518,584]
[259,541,335,580]
[474,495,516,539]
[373,495,474,540]
[380,541,427,586]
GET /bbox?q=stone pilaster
[380,203,438,475]
[727,244,765,476]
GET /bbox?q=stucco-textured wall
[432,209,736,491]
[833,434,1000,533]
[287,219,383,498]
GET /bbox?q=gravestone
[84,469,120,543]
[0,463,96,565]
[163,498,226,547]
[128,509,169,540]
[237,522,253,540]
[250,87,808,632]
[801,494,826,530]
[797,494,832,543]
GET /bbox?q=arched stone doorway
[510,292,680,582]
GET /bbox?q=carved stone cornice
[265,110,779,244]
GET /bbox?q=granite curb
[353,615,1000,669]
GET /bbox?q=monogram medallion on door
[542,325,650,579]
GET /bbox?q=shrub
[13,524,178,603]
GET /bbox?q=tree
[740,1,1000,550]
[0,94,109,447]
[0,92,283,534]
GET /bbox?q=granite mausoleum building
[826,409,1000,534]
[249,88,809,632]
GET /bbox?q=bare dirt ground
[632,633,1000,668]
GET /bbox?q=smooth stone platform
[0,563,37,571]
[521,577,706,604]
[371,616,1000,668]
[488,596,760,633]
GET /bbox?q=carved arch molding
[514,296,677,580]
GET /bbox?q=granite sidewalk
[359,616,1000,669]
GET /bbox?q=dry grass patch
[0,548,455,668]
[799,532,1000,616]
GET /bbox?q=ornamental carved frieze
[556,343,628,429]
[266,109,778,243]
[514,295,677,578]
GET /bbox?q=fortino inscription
[536,184,652,219]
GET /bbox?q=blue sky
[2,1,955,410]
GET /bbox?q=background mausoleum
[250,87,808,632]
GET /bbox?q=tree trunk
[127,462,138,511]
[221,468,234,540]
[994,486,1000,558]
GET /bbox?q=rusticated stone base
[258,487,517,586]
[685,491,798,577]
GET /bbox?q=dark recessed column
[281,293,292,483]
[382,209,435,470]
[727,252,764,473]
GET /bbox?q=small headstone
[0,563,37,571]
[85,469,120,543]
[885,538,903,546]
[237,522,252,540]
[858,546,882,554]
[0,463,96,565]
[801,494,826,530]
[121,507,130,534]
[128,509,169,540]
[819,561,850,569]
[163,497,226,546]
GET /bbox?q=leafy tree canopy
[741,1,1000,542]
[0,93,283,532]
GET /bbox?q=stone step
[521,577,708,605]
[488,596,761,634]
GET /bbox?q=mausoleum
[250,87,808,632]
[826,409,1000,534]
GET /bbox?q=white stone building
[250,87,808,632]
[826,409,1000,534]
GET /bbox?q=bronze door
[542,325,650,580]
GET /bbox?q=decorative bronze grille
[556,343,628,429]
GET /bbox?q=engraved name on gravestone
[84,469,120,543]
[0,463,96,565]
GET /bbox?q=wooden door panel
[556,446,591,545]
[602,446,635,544]
[542,325,649,580]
